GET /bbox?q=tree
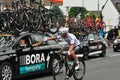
[69,7,88,19]
[50,6,64,17]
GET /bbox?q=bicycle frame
[61,54,77,77]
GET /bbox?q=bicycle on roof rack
[14,0,59,33]
[0,0,60,34]
[31,0,59,34]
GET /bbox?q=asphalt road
[18,47,120,80]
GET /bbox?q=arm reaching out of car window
[32,40,43,47]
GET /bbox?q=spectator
[99,28,105,37]
[113,26,118,38]
[118,25,120,36]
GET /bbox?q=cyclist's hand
[43,38,47,41]
[67,51,70,55]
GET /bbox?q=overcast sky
[59,0,108,15]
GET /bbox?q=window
[94,34,101,40]
[31,34,43,44]
[88,34,94,40]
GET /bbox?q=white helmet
[59,27,69,35]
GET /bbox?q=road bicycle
[32,0,59,34]
[0,1,28,32]
[53,50,86,80]
[15,0,59,33]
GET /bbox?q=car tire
[0,62,14,80]
[99,50,106,57]
[83,51,88,60]
[49,54,61,74]
[113,48,118,52]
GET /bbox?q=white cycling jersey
[57,33,80,47]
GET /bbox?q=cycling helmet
[59,27,69,36]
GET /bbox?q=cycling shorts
[74,45,81,54]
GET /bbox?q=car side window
[31,34,46,45]
[15,36,32,49]
[88,34,94,40]
[94,34,101,40]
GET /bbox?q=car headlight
[114,40,117,44]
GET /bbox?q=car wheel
[113,48,118,52]
[0,62,14,80]
[49,55,61,74]
[99,51,106,57]
[83,51,88,60]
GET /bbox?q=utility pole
[82,0,84,7]
[98,0,100,17]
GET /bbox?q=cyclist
[45,27,81,70]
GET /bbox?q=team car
[113,36,120,52]
[0,32,62,80]
[78,32,106,60]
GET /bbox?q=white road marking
[90,58,102,61]
[109,54,120,57]
[89,53,120,61]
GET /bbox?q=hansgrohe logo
[19,53,50,74]
[20,63,45,74]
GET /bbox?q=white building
[102,0,120,28]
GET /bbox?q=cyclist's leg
[69,46,81,70]
[70,50,78,61]
[73,46,86,80]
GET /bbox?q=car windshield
[0,34,16,48]
[79,34,88,41]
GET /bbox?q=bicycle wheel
[53,60,66,80]
[73,59,86,80]
[14,11,25,32]
[45,12,59,34]
[29,10,42,30]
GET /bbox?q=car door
[13,35,35,75]
[30,34,51,72]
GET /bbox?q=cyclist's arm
[47,36,56,40]
[68,37,75,53]
[32,40,43,47]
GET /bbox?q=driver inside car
[18,37,43,49]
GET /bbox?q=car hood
[80,41,88,45]
[0,47,12,55]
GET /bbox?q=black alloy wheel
[0,62,14,80]
[113,48,118,52]
[83,51,88,60]
[49,54,61,74]
[99,50,106,57]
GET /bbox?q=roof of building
[111,0,120,13]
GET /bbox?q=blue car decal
[20,63,45,74]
